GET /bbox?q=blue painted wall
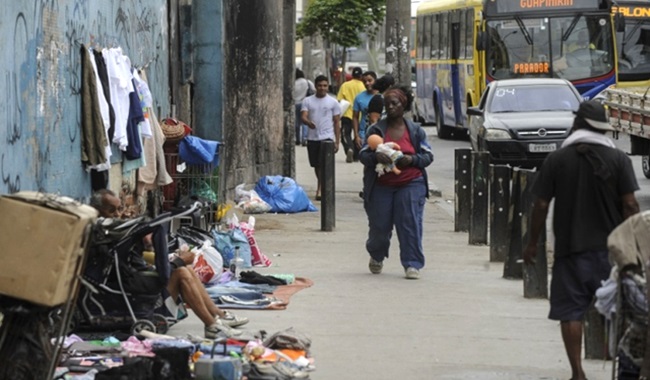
[193,0,223,142]
[0,0,169,199]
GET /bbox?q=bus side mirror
[477,31,487,51]
[615,12,625,33]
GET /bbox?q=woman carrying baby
[358,85,434,280]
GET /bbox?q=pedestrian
[293,68,315,146]
[367,74,395,126]
[301,75,341,200]
[351,71,378,160]
[359,85,433,280]
[90,189,250,339]
[523,100,640,380]
[337,67,366,163]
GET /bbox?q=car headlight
[484,129,511,140]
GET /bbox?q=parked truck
[603,85,650,178]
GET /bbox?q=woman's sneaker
[369,258,383,274]
[218,311,249,328]
[204,319,242,339]
[405,267,420,280]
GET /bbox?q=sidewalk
[170,142,613,380]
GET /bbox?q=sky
[412,0,424,17]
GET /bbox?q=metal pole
[320,141,335,231]
[469,151,489,245]
[504,168,523,279]
[520,170,548,298]
[454,149,472,232]
[489,164,510,262]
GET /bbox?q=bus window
[417,15,424,59]
[441,13,449,59]
[424,15,431,59]
[459,10,467,59]
[432,14,440,59]
[466,10,474,59]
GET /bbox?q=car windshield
[489,85,580,113]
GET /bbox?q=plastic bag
[211,217,253,269]
[192,241,224,284]
[254,175,317,213]
[239,216,272,267]
[235,183,272,214]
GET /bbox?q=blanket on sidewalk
[208,277,314,310]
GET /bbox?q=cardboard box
[0,192,97,306]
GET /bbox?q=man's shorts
[549,250,611,321]
[307,139,333,168]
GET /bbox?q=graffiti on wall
[0,0,169,197]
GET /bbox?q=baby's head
[367,134,384,150]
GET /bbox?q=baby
[367,134,403,176]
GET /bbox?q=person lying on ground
[90,189,249,339]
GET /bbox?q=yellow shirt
[337,79,366,119]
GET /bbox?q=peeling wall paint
[0,0,169,199]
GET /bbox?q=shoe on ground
[405,267,420,280]
[369,258,383,274]
[218,311,249,328]
[204,319,242,339]
[346,149,354,163]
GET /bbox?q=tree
[297,0,385,84]
[385,0,411,87]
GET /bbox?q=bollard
[489,165,511,262]
[469,151,489,245]
[454,149,472,232]
[584,302,608,360]
[503,169,523,279]
[320,140,335,231]
[520,170,548,299]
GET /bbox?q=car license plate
[529,143,557,153]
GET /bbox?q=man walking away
[523,100,639,380]
[337,67,365,163]
[301,75,341,200]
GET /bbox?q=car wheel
[642,156,650,179]
[435,103,452,139]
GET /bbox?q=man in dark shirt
[523,100,640,380]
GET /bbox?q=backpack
[305,79,315,97]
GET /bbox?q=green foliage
[296,0,386,48]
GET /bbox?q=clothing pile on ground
[55,326,314,379]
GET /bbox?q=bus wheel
[642,156,650,179]
[435,104,452,139]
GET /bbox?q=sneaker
[346,149,354,163]
[369,258,383,274]
[405,267,420,280]
[218,311,249,328]
[204,319,242,339]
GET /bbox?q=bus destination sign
[613,6,650,18]
[514,62,550,75]
[494,0,599,13]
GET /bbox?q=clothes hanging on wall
[80,45,108,167]
[136,69,172,189]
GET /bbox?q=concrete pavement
[169,129,614,380]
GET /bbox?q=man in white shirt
[301,75,341,200]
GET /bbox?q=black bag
[305,79,314,97]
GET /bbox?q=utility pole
[385,0,411,87]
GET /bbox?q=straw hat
[161,118,192,142]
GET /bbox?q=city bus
[415,0,617,139]
[612,1,650,86]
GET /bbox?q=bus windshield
[486,14,614,82]
[617,17,650,82]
